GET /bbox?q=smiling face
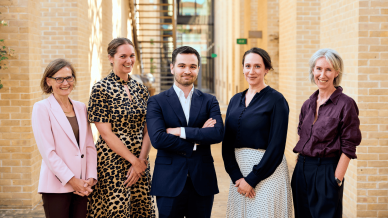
[46,67,74,97]
[313,57,339,91]
[109,43,136,76]
[170,53,199,87]
[243,53,268,87]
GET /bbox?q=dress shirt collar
[309,86,343,106]
[173,83,194,99]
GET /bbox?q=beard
[173,72,197,87]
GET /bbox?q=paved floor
[0,143,294,217]
[0,143,230,218]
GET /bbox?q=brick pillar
[320,0,359,216]
[357,1,388,217]
[279,0,320,170]
[266,0,279,91]
[0,0,42,209]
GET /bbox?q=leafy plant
[0,39,14,70]
[0,11,14,89]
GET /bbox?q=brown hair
[40,59,76,94]
[242,47,273,70]
[107,38,135,66]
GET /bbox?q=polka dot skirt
[226,148,293,218]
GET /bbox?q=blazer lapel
[188,89,203,127]
[48,94,79,148]
[165,87,187,127]
[72,99,85,151]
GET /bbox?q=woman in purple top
[291,48,362,218]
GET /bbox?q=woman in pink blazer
[32,59,98,218]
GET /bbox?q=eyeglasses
[49,76,75,84]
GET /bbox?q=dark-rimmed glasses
[49,76,75,84]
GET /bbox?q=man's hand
[202,118,216,128]
[235,178,255,198]
[166,127,181,136]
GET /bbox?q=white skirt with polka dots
[226,148,293,218]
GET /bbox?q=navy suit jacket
[147,86,224,197]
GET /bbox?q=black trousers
[42,192,88,218]
[156,177,214,218]
[291,155,343,218]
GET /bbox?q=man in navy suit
[146,46,224,218]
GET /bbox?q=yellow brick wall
[0,0,42,209]
[320,0,359,217]
[214,0,279,105]
[266,0,279,90]
[0,0,134,209]
[279,0,298,167]
[357,1,388,217]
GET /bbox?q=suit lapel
[188,89,203,127]
[165,87,188,127]
[48,94,79,149]
[72,99,85,151]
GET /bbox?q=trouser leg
[42,193,72,218]
[297,156,343,218]
[291,161,313,218]
[156,178,189,218]
[186,178,214,218]
[70,194,88,218]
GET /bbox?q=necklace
[62,100,73,114]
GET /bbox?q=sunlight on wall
[112,0,122,38]
[88,0,104,142]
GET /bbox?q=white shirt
[173,83,197,151]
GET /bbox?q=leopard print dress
[87,72,155,218]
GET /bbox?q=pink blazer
[32,94,97,193]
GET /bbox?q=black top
[222,86,289,188]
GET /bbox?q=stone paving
[0,143,230,218]
[0,143,294,217]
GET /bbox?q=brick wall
[0,0,134,209]
[0,0,42,209]
[214,0,279,105]
[266,0,279,90]
[357,1,388,217]
[320,0,359,216]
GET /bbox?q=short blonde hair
[309,48,343,86]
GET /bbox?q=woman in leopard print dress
[87,38,155,217]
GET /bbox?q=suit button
[81,154,84,158]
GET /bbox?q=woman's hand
[124,166,140,187]
[85,178,96,187]
[235,178,255,198]
[334,153,351,184]
[124,158,148,187]
[68,177,93,196]
[132,158,147,177]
